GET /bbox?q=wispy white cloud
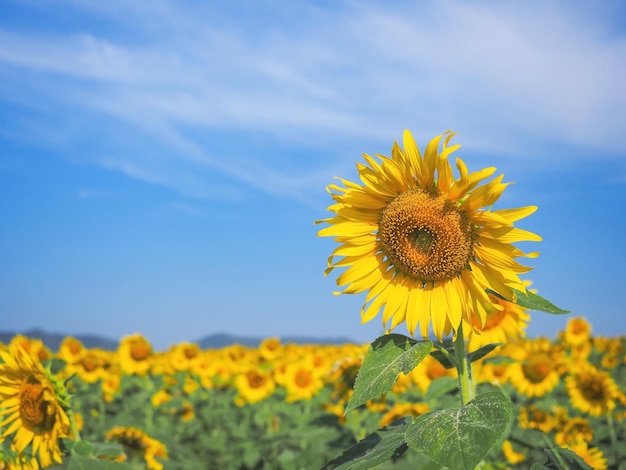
[1,0,625,200]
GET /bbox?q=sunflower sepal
[344,334,432,414]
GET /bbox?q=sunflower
[465,291,530,352]
[554,416,593,447]
[562,317,592,347]
[106,426,168,470]
[501,440,525,466]
[233,369,276,406]
[259,337,283,362]
[317,130,540,340]
[565,362,619,416]
[506,338,563,398]
[0,345,73,468]
[518,405,556,433]
[282,362,324,403]
[379,402,429,427]
[117,334,154,376]
[566,440,607,470]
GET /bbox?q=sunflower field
[0,316,625,469]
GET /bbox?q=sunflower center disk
[19,381,54,431]
[379,190,473,282]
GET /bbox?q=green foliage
[511,289,569,314]
[322,417,411,469]
[531,448,593,470]
[404,391,514,469]
[345,335,432,413]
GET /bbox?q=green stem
[454,323,474,405]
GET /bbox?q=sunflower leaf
[321,416,411,470]
[404,390,514,469]
[512,289,569,314]
[467,343,502,363]
[345,334,432,414]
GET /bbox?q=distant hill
[0,329,357,352]
[195,333,357,349]
[0,329,119,351]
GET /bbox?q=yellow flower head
[566,440,607,470]
[566,362,619,416]
[106,426,168,470]
[465,292,530,352]
[282,362,324,403]
[117,334,154,376]
[318,131,540,340]
[0,345,73,468]
[507,338,562,398]
[379,402,429,428]
[233,369,276,406]
[563,317,592,346]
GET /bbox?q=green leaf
[404,390,514,470]
[429,349,456,369]
[90,442,125,459]
[322,416,411,470]
[424,376,458,403]
[345,335,432,414]
[467,343,502,363]
[67,454,131,470]
[72,441,94,457]
[512,289,569,314]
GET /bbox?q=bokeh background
[1,0,625,349]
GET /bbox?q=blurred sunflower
[518,405,555,433]
[117,334,154,376]
[554,416,593,447]
[501,440,525,466]
[566,440,607,470]
[506,338,562,398]
[282,362,324,403]
[318,130,540,340]
[562,317,592,346]
[0,345,73,468]
[566,363,619,416]
[106,426,168,470]
[465,291,530,352]
[234,370,275,406]
[56,337,85,365]
[379,402,429,427]
[259,337,282,362]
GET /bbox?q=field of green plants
[1,316,625,469]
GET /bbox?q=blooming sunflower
[106,426,168,470]
[562,317,592,347]
[566,440,607,470]
[0,345,73,468]
[506,338,562,398]
[317,130,540,340]
[565,362,619,416]
[233,369,276,406]
[282,361,324,403]
[465,291,530,352]
[117,334,154,376]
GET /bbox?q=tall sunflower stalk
[318,131,567,469]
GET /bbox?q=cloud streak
[1,0,624,200]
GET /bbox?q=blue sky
[1,0,625,350]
